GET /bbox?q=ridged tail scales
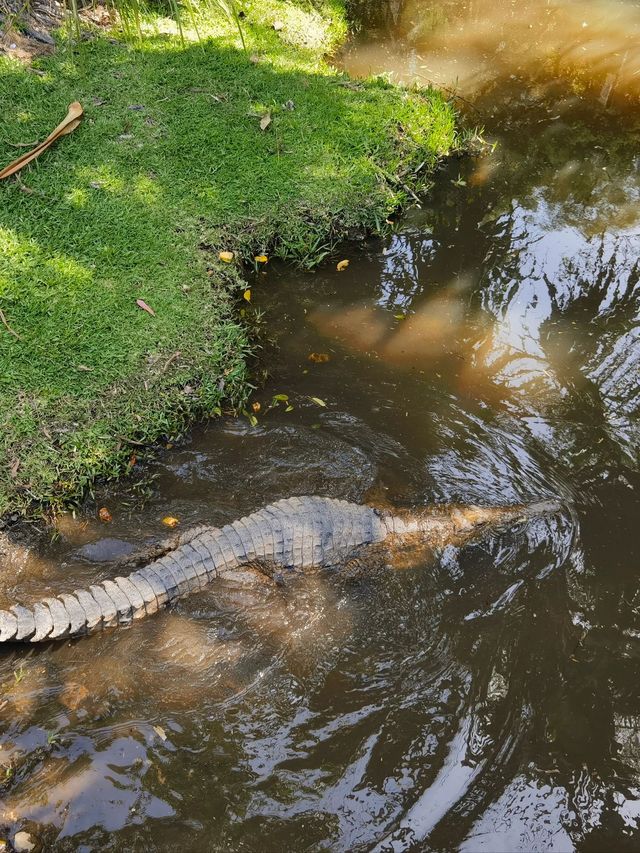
[0,497,382,644]
[0,496,561,644]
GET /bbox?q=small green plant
[13,665,25,684]
[62,0,247,48]
[213,0,246,51]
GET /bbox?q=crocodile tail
[0,495,372,644]
[0,518,247,643]
[0,559,200,644]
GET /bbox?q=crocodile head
[380,499,564,549]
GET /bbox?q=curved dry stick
[0,101,83,180]
[0,308,21,340]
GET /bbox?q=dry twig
[0,308,21,340]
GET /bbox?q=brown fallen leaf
[0,102,84,180]
[308,352,330,363]
[136,299,156,316]
[60,682,89,711]
[259,113,271,131]
[162,516,180,528]
[219,250,234,263]
[9,458,20,479]
[251,401,261,413]
[337,259,350,271]
[98,507,113,523]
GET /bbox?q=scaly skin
[0,496,561,644]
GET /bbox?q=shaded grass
[0,0,456,515]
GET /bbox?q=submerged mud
[1,0,640,849]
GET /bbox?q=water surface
[1,1,640,849]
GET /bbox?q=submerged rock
[75,538,136,563]
[13,832,35,853]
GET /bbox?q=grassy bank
[0,0,456,515]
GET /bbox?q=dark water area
[1,1,640,850]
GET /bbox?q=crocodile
[0,495,561,644]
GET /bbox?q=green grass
[0,0,456,515]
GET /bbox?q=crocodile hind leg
[218,561,286,587]
[338,543,393,584]
[238,560,299,587]
[386,537,437,573]
[337,538,437,584]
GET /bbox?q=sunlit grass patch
[0,0,456,515]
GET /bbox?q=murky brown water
[2,2,640,850]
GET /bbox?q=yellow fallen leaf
[254,254,268,263]
[243,289,251,302]
[162,516,180,528]
[310,396,327,407]
[308,352,330,363]
[337,259,349,271]
[251,401,261,412]
[153,725,167,741]
[219,251,234,262]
